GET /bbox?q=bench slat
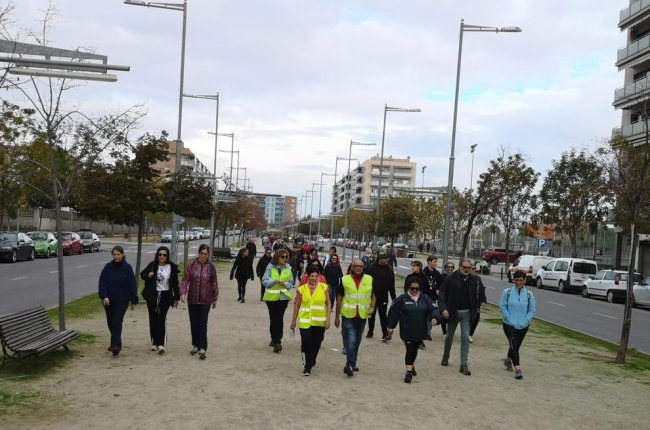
[1,314,52,335]
[18,331,78,353]
[0,307,46,324]
[5,326,56,348]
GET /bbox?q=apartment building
[331,155,416,213]
[154,141,211,177]
[250,193,298,227]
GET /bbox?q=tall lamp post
[305,189,316,239]
[374,105,421,249]
[469,144,478,193]
[212,132,234,189]
[309,183,320,239]
[125,0,188,263]
[330,155,357,245]
[318,172,336,241]
[421,166,427,188]
[217,148,239,190]
[442,20,521,265]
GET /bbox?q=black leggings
[300,326,325,372]
[441,318,448,335]
[368,300,389,337]
[404,340,422,366]
[266,300,289,344]
[146,291,172,347]
[503,323,529,366]
[470,309,481,336]
[237,278,249,299]
[260,278,266,301]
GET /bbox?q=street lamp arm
[463,24,522,33]
[385,107,422,112]
[184,93,219,100]
[124,1,185,11]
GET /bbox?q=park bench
[212,247,234,259]
[0,306,79,364]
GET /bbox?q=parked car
[583,270,642,303]
[177,231,186,241]
[483,248,518,265]
[508,255,554,284]
[26,231,58,258]
[191,227,205,239]
[77,229,100,253]
[0,231,35,263]
[58,231,83,256]
[633,277,650,307]
[203,229,211,239]
[161,230,173,243]
[535,258,598,293]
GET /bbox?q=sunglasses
[279,256,288,259]
[157,253,168,257]
[445,265,454,269]
[409,287,420,291]
[460,265,472,270]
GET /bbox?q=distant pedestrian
[423,255,443,341]
[323,246,337,267]
[262,249,294,353]
[367,253,396,341]
[290,265,332,376]
[180,244,219,359]
[140,246,180,354]
[99,246,139,357]
[300,259,327,285]
[230,247,254,303]
[386,244,398,272]
[468,264,488,343]
[324,253,343,308]
[246,238,257,258]
[439,261,455,339]
[500,270,536,380]
[361,247,373,274]
[256,248,273,301]
[387,278,442,383]
[418,242,424,253]
[426,242,431,253]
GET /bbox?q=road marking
[398,265,410,269]
[486,286,496,290]
[146,251,155,254]
[548,301,566,307]
[188,254,195,258]
[77,265,88,268]
[11,276,28,281]
[50,270,58,273]
[593,312,617,320]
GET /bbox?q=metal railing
[620,0,650,24]
[614,74,650,103]
[612,119,648,139]
[617,33,650,63]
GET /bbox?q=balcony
[614,74,650,109]
[612,119,649,142]
[620,0,650,30]
[616,34,650,69]
[393,171,412,179]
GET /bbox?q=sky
[5,0,627,218]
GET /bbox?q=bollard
[500,267,504,281]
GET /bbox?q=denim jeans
[342,317,366,368]
[104,301,129,349]
[443,309,471,365]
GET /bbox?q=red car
[483,248,518,265]
[58,231,83,255]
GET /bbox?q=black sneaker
[459,364,471,376]
[441,356,449,366]
[426,335,433,341]
[269,341,274,347]
[366,332,374,339]
[273,344,282,353]
[411,368,417,377]
[404,372,413,383]
[352,366,359,372]
[343,365,354,377]
[241,298,245,303]
[303,368,311,377]
[419,343,426,350]
[381,335,392,342]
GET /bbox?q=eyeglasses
[199,251,209,255]
[445,265,454,269]
[157,253,168,257]
[470,267,476,270]
[460,265,472,270]
[409,287,420,291]
[352,264,364,268]
[279,256,288,260]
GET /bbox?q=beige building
[154,141,211,177]
[331,155,416,213]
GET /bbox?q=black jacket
[476,275,487,308]
[387,294,442,342]
[439,271,479,318]
[246,242,257,258]
[368,262,396,302]
[230,255,254,281]
[323,264,343,289]
[140,261,180,305]
[422,266,443,301]
[256,255,272,278]
[403,272,431,297]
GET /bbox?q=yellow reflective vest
[263,266,293,301]
[340,274,373,319]
[298,282,328,328]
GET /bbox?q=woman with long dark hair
[261,248,294,353]
[99,246,138,357]
[230,247,254,303]
[256,248,273,301]
[323,253,343,312]
[140,245,180,354]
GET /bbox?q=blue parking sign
[537,239,547,248]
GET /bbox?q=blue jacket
[99,260,139,305]
[261,263,294,301]
[387,293,442,342]
[500,286,535,330]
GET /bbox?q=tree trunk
[592,230,597,261]
[38,207,43,230]
[616,223,637,364]
[49,136,66,331]
[135,210,144,279]
[461,227,472,258]
[504,229,511,279]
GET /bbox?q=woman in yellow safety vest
[262,249,294,353]
[290,265,332,376]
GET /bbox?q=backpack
[506,287,531,313]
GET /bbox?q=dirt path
[3,267,649,430]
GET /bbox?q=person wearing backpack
[499,270,536,380]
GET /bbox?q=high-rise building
[331,155,416,213]
[154,141,211,177]
[250,193,298,227]
[613,2,650,142]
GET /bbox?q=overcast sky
[8,0,626,217]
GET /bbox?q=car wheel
[581,286,590,298]
[558,280,567,294]
[490,257,499,265]
[10,249,17,263]
[607,291,615,304]
[29,249,35,261]
[536,277,544,289]
[45,248,50,259]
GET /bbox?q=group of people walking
[98,238,536,382]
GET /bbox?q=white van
[583,270,642,303]
[535,258,598,294]
[508,255,554,285]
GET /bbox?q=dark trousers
[470,309,481,336]
[260,279,266,300]
[266,300,289,344]
[146,291,172,347]
[188,304,211,350]
[367,299,389,337]
[300,326,325,372]
[503,323,529,366]
[237,278,249,299]
[104,301,129,349]
[404,340,422,366]
[441,318,448,335]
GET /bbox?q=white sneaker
[158,346,165,354]
[469,336,474,344]
[151,345,156,351]
[190,346,199,356]
[199,349,207,359]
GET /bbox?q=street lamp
[125,0,187,263]
[374,105,421,248]
[470,144,478,193]
[309,182,320,239]
[212,132,235,189]
[330,155,357,244]
[318,172,336,241]
[421,166,427,188]
[442,19,521,265]
[217,147,238,190]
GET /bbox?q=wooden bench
[212,247,234,259]
[0,306,79,364]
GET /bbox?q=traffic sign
[341,227,349,234]
[537,238,547,248]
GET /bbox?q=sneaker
[443,333,447,340]
[157,346,165,355]
[504,360,513,372]
[303,367,311,377]
[515,369,523,380]
[441,356,449,366]
[343,365,354,377]
[269,340,275,347]
[366,332,374,339]
[352,366,359,372]
[150,345,156,352]
[241,298,245,303]
[469,336,474,344]
[273,344,282,353]
[426,335,432,341]
[190,346,199,356]
[381,335,392,342]
[237,297,241,302]
[342,347,347,355]
[411,368,418,377]
[459,364,471,376]
[199,349,207,359]
[419,343,426,350]
[404,372,413,383]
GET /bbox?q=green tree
[414,197,445,247]
[377,193,416,243]
[539,150,607,258]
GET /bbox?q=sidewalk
[2,259,649,429]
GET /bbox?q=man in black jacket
[422,255,443,340]
[403,261,431,349]
[246,238,257,258]
[439,257,478,376]
[367,253,396,341]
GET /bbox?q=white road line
[486,286,496,290]
[398,265,410,269]
[146,251,155,254]
[548,301,566,307]
[11,276,28,281]
[77,265,88,268]
[593,312,617,320]
[50,270,58,273]
[188,254,195,258]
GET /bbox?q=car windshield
[78,232,92,239]
[0,233,17,241]
[573,262,597,275]
[162,231,172,235]
[28,232,48,240]
[62,233,72,240]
